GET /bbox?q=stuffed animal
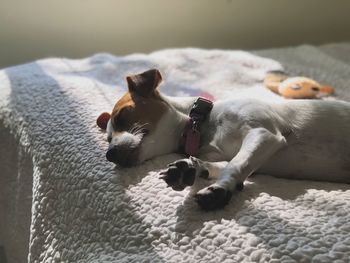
[264,70,334,99]
[97,112,111,130]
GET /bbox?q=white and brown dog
[97,69,350,210]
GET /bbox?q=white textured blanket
[1,44,350,263]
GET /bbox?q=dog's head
[97,69,181,167]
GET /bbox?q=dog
[101,69,350,210]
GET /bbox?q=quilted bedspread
[1,43,350,263]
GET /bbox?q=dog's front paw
[159,159,197,191]
[194,185,232,210]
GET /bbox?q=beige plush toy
[264,70,335,99]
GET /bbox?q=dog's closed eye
[114,108,131,130]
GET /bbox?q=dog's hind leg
[195,128,287,210]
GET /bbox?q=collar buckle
[192,119,199,132]
[189,97,213,119]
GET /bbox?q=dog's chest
[200,111,246,160]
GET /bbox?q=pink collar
[179,97,213,156]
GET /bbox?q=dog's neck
[162,95,198,115]
[160,95,196,138]
[161,95,212,155]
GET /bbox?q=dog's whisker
[130,122,149,137]
[129,123,143,134]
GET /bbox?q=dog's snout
[106,144,138,167]
[106,146,119,163]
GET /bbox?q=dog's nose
[106,146,119,163]
[106,145,136,167]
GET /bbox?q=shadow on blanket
[3,63,166,263]
[0,123,32,263]
[174,174,350,259]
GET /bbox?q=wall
[1,0,350,68]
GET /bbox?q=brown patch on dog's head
[126,68,162,97]
[111,69,168,133]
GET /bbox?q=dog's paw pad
[160,159,197,191]
[194,185,232,210]
[183,167,196,186]
[174,160,190,169]
[199,169,209,179]
[160,167,180,185]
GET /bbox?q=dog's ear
[264,70,289,94]
[126,69,162,97]
[96,112,111,130]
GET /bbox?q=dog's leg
[160,157,228,191]
[195,128,287,210]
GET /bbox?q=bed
[1,43,350,263]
